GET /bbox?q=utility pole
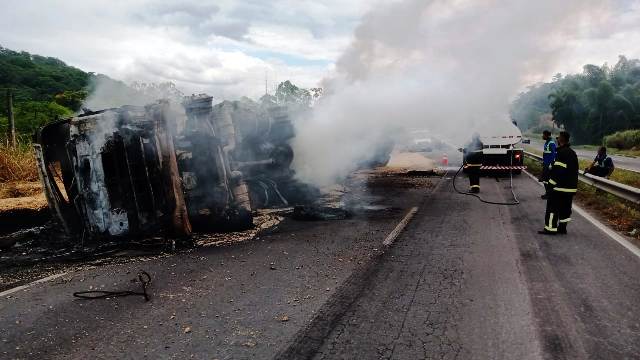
[6,89,15,147]
[265,70,268,95]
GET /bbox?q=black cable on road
[73,270,152,302]
[452,162,520,206]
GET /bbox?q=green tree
[275,80,312,107]
[516,55,640,144]
[0,100,72,135]
[54,90,88,111]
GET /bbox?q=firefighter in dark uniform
[539,131,578,235]
[464,133,484,193]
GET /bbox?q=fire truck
[463,120,525,174]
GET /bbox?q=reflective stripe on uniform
[542,181,548,184]
[559,218,572,223]
[546,213,557,232]
[548,179,557,185]
[554,187,577,193]
[470,185,480,188]
[543,151,552,153]
[544,141,555,153]
[554,161,567,168]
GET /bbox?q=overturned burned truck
[33,95,305,241]
[212,98,317,209]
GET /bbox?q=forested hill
[0,46,89,104]
[0,46,140,135]
[511,55,640,144]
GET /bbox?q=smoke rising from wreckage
[32,94,327,245]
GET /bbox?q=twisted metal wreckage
[33,95,314,242]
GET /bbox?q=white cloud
[245,25,350,60]
[0,0,375,99]
[0,0,639,101]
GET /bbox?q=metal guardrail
[524,151,640,204]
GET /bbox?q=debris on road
[72,270,152,302]
[292,205,350,221]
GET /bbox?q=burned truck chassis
[34,96,260,242]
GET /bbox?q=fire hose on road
[452,163,521,205]
[452,145,521,206]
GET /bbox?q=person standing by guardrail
[539,131,578,235]
[538,130,557,199]
[585,146,615,178]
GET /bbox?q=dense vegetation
[511,56,640,145]
[0,46,90,136]
[0,47,89,102]
[603,129,640,149]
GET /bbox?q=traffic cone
[442,154,448,166]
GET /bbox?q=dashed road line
[383,207,419,246]
[0,272,68,298]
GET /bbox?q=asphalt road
[528,139,640,173]
[2,171,640,359]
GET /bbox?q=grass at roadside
[524,146,640,188]
[0,140,45,211]
[524,157,640,239]
[0,140,39,183]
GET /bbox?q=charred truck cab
[34,96,253,241]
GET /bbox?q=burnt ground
[3,169,640,359]
[0,208,50,237]
[0,169,434,359]
[0,169,432,293]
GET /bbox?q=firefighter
[464,133,484,193]
[539,131,578,235]
[538,130,556,199]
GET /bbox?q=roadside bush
[0,138,38,182]
[604,130,640,150]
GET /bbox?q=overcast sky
[1,0,640,100]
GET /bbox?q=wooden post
[6,89,15,147]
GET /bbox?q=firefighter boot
[558,223,567,235]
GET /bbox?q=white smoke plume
[81,76,189,149]
[83,75,185,111]
[292,0,611,187]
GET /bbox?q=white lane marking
[524,170,640,260]
[383,207,419,247]
[572,206,640,259]
[0,272,68,298]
